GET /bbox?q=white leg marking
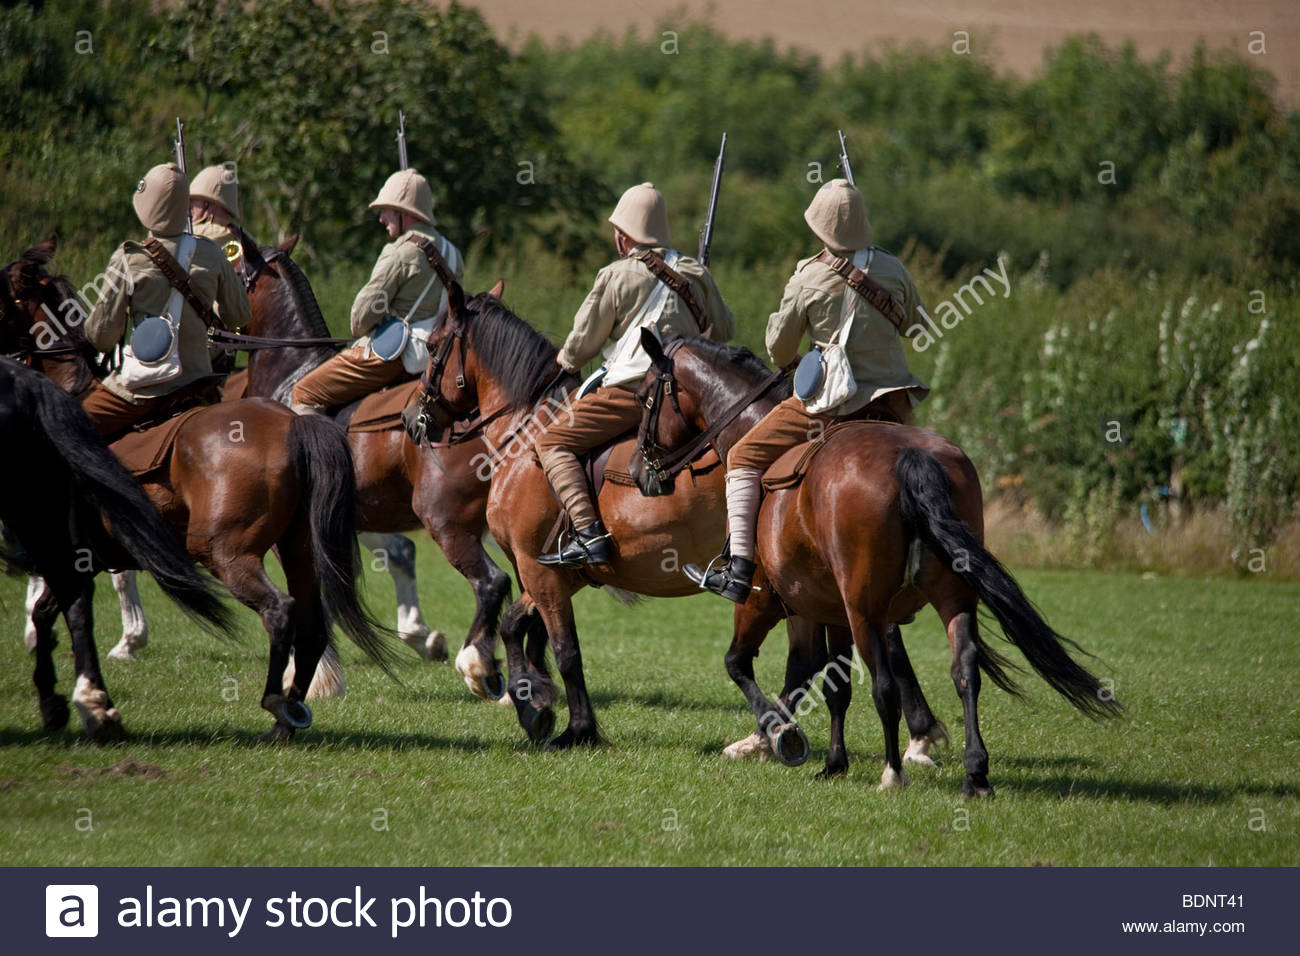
[107,571,148,661]
[722,731,772,761]
[72,674,122,741]
[24,576,43,653]
[878,764,908,791]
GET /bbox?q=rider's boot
[537,448,613,568]
[684,466,762,604]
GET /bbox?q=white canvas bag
[118,234,196,390]
[601,249,681,388]
[800,247,872,415]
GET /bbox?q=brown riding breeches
[534,385,644,528]
[81,384,168,443]
[728,390,915,472]
[290,347,405,409]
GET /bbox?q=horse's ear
[447,279,466,326]
[488,278,505,300]
[279,234,300,255]
[24,235,57,268]
[640,329,667,367]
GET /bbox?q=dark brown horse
[409,284,952,762]
[2,238,396,740]
[232,239,511,684]
[0,356,234,740]
[636,334,1121,796]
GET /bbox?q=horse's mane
[463,292,579,408]
[678,336,794,401]
[267,249,331,338]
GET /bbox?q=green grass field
[0,540,1296,866]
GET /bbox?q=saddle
[107,377,225,477]
[337,379,424,433]
[762,401,905,493]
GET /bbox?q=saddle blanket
[339,380,423,433]
[762,421,898,492]
[110,406,206,477]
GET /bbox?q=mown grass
[0,540,1296,867]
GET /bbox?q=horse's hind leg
[107,570,149,661]
[845,610,905,790]
[942,600,992,798]
[884,624,950,767]
[30,584,68,732]
[61,577,123,743]
[209,553,301,741]
[280,526,332,706]
[360,531,445,662]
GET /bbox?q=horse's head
[631,332,791,496]
[1,236,77,355]
[404,278,573,447]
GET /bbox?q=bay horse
[409,282,952,761]
[635,333,1121,796]
[227,238,510,681]
[2,238,397,740]
[0,356,234,740]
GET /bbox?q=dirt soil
[470,0,1299,102]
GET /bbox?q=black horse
[0,357,233,740]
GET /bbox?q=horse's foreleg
[24,575,45,653]
[501,598,555,742]
[433,526,510,686]
[107,570,149,661]
[523,580,596,750]
[30,584,68,732]
[818,625,855,778]
[724,585,808,765]
[359,531,446,662]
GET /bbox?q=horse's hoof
[816,761,848,780]
[903,737,939,769]
[88,708,124,745]
[262,694,312,730]
[403,629,447,663]
[482,672,506,700]
[259,722,296,744]
[878,764,908,791]
[546,727,597,751]
[960,776,995,799]
[767,722,810,767]
[455,643,501,699]
[722,732,772,761]
[521,705,555,745]
[107,639,140,662]
[40,695,70,732]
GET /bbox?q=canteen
[793,347,826,401]
[370,315,410,362]
[130,315,177,364]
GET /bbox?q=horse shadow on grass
[0,725,498,752]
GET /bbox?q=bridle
[0,262,108,375]
[635,338,789,488]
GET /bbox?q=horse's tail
[895,446,1120,719]
[18,370,234,636]
[288,414,399,673]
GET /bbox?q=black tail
[895,446,1121,719]
[288,414,399,673]
[18,367,234,636]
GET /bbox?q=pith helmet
[608,182,671,247]
[804,178,873,251]
[369,169,435,225]
[190,164,240,219]
[133,163,190,237]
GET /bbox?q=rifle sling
[141,237,222,331]
[814,249,907,334]
[631,248,708,334]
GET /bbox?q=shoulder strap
[141,237,221,330]
[630,248,707,334]
[407,233,460,293]
[814,248,906,334]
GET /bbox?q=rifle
[837,129,855,186]
[697,132,726,267]
[397,110,409,170]
[175,116,192,233]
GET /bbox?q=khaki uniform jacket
[767,246,929,416]
[349,222,464,350]
[86,233,251,401]
[557,246,734,374]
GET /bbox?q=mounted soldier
[532,182,734,568]
[289,168,463,415]
[82,162,251,441]
[189,164,244,265]
[686,178,930,602]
